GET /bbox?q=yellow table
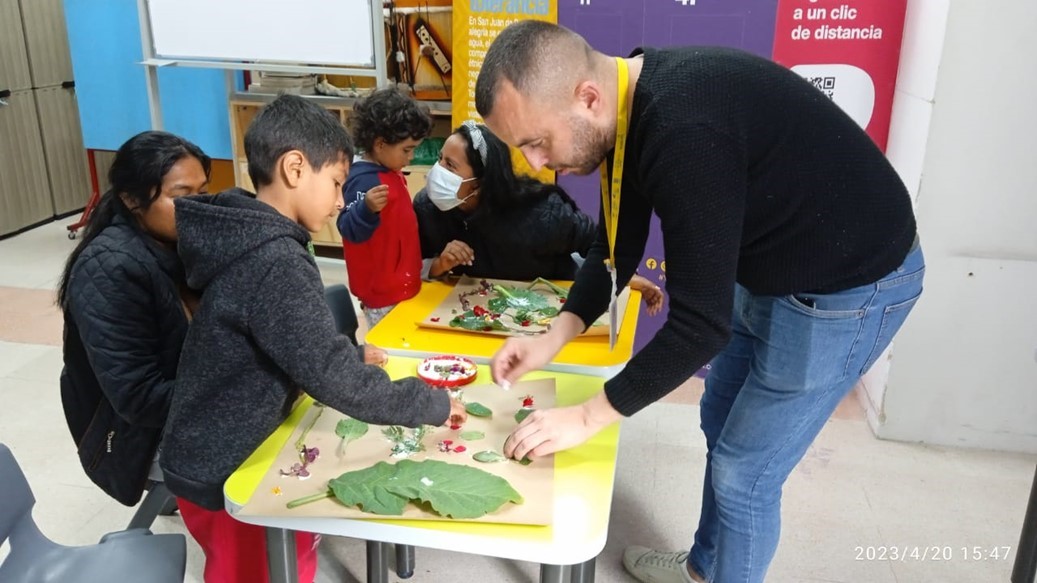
[364,280,641,377]
[225,357,621,583]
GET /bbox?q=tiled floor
[0,218,1033,582]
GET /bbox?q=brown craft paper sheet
[238,379,555,525]
[416,276,630,337]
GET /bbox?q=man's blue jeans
[688,242,925,582]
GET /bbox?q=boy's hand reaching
[629,274,665,316]
[364,184,390,213]
[447,397,468,426]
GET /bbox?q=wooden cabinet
[228,93,450,247]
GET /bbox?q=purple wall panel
[557,0,778,359]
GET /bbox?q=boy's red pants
[177,497,319,583]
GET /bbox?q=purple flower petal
[299,445,320,464]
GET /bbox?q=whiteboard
[146,0,375,67]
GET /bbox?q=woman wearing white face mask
[414,120,595,281]
[413,122,665,314]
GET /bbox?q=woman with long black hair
[58,130,210,506]
[414,121,663,313]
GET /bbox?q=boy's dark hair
[348,87,433,152]
[58,131,210,310]
[245,94,355,188]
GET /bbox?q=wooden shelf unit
[228,92,451,247]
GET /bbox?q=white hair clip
[462,120,488,166]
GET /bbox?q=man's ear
[280,150,306,188]
[574,80,604,116]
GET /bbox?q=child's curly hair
[348,88,433,152]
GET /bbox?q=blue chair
[324,284,360,345]
[125,479,177,531]
[0,443,186,583]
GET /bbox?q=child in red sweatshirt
[338,88,432,327]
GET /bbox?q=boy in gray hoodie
[161,95,465,582]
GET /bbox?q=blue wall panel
[64,0,232,158]
[157,67,232,158]
[64,0,150,151]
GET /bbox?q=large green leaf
[385,459,523,519]
[328,462,409,515]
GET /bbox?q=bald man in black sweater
[477,21,924,583]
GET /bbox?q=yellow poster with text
[453,1,556,182]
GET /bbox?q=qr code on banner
[806,76,836,99]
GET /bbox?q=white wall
[855,0,950,428]
[870,0,1037,453]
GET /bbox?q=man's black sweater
[562,47,916,417]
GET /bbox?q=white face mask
[427,163,476,211]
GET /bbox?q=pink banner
[772,0,907,151]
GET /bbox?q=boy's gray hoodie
[161,189,449,510]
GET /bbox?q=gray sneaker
[622,546,697,583]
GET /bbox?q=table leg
[366,540,390,583]
[539,563,567,583]
[570,557,596,583]
[1012,465,1037,583]
[395,544,416,579]
[265,527,299,583]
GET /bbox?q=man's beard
[551,115,612,176]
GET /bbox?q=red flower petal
[454,446,466,453]
[430,317,440,322]
[450,424,461,430]
[442,440,453,446]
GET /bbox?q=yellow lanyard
[600,57,629,271]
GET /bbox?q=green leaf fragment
[514,408,533,424]
[473,450,507,463]
[458,430,485,441]
[465,402,492,417]
[493,285,550,310]
[382,425,430,458]
[528,277,570,299]
[486,297,510,313]
[294,404,325,452]
[335,418,369,443]
[449,312,509,332]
